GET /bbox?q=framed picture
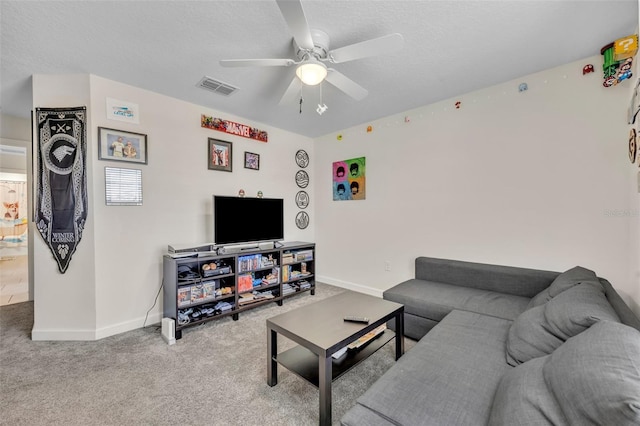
[208,138,232,172]
[98,127,147,164]
[244,152,260,170]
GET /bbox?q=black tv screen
[213,196,284,245]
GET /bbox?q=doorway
[0,144,30,306]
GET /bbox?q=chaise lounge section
[341,257,640,426]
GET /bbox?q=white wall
[31,74,314,339]
[31,74,97,339]
[1,114,31,141]
[315,55,640,315]
[29,53,640,339]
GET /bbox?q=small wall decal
[404,116,411,123]
[295,211,309,229]
[295,170,309,188]
[583,64,595,75]
[201,114,268,142]
[366,125,373,133]
[455,101,461,109]
[295,149,309,168]
[518,83,528,92]
[295,191,309,209]
[238,189,245,197]
[601,41,635,87]
[629,128,637,164]
[337,134,343,140]
[106,98,139,124]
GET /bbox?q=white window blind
[105,167,142,206]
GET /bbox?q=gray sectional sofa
[341,257,640,426]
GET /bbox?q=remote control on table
[343,316,370,324]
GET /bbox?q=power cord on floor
[143,278,163,329]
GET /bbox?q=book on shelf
[178,287,191,307]
[203,281,219,300]
[332,346,348,359]
[295,250,313,262]
[238,274,253,293]
[190,285,205,304]
[282,253,294,265]
[347,324,386,351]
[239,293,255,305]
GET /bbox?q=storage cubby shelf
[163,242,315,340]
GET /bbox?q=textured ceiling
[1,1,638,138]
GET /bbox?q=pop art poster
[333,157,365,201]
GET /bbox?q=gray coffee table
[267,291,404,426]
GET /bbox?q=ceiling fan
[219,0,404,106]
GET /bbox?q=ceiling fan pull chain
[299,95,303,114]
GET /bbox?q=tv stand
[163,241,315,340]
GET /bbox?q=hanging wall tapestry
[35,106,88,273]
[333,157,366,201]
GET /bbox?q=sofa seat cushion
[340,403,396,426]
[352,310,513,426]
[384,279,530,322]
[490,320,640,426]
[506,281,620,366]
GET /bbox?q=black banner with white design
[35,107,88,273]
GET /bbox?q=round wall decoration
[295,211,309,229]
[295,191,309,209]
[295,149,309,168]
[295,170,309,188]
[629,128,637,164]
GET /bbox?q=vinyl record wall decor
[295,150,310,229]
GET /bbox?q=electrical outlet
[385,261,391,272]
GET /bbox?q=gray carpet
[0,283,414,425]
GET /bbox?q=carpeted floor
[0,283,414,425]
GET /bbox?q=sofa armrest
[601,278,640,332]
[414,257,558,298]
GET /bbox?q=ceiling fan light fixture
[296,60,327,86]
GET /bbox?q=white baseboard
[95,311,163,340]
[316,275,384,298]
[31,311,163,341]
[31,328,97,341]
[30,279,383,341]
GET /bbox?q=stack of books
[282,283,296,295]
[347,324,386,351]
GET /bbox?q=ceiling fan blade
[324,69,368,101]
[219,58,295,67]
[279,76,303,105]
[276,0,314,51]
[328,33,404,64]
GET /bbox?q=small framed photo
[98,127,147,164]
[244,152,260,170]
[208,138,232,172]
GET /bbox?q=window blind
[105,167,142,206]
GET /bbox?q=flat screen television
[213,195,284,246]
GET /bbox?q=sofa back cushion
[527,266,597,309]
[491,321,640,426]
[544,320,640,425]
[506,281,620,366]
[414,257,557,298]
[488,356,565,426]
